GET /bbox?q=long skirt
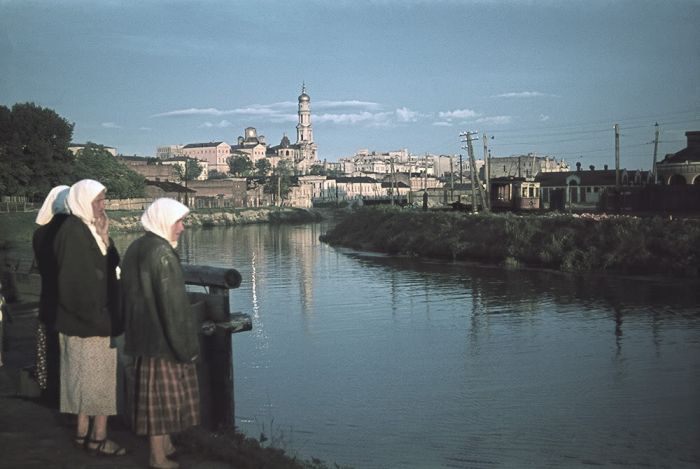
[36,322,60,406]
[133,356,200,436]
[59,333,117,416]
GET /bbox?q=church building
[230,85,318,174]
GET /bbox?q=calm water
[115,222,697,468]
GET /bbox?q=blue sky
[1,0,698,169]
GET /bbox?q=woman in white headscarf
[32,185,70,406]
[121,198,199,469]
[53,179,125,456]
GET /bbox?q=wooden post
[182,264,251,431]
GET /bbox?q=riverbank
[320,206,700,277]
[0,301,333,469]
[0,206,325,253]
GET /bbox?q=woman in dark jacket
[32,185,70,407]
[54,179,124,456]
[121,198,199,469]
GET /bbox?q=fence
[0,196,39,213]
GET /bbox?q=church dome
[298,84,310,102]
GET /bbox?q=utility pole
[449,158,454,203]
[459,154,463,184]
[423,153,428,190]
[460,131,488,213]
[614,123,620,190]
[652,122,659,184]
[483,132,491,210]
[390,158,396,205]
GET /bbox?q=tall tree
[71,143,145,198]
[229,155,253,176]
[0,103,74,198]
[254,158,272,177]
[173,158,203,182]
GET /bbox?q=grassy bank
[319,207,700,277]
[0,207,323,252]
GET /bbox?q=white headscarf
[141,198,190,248]
[35,185,70,225]
[67,179,108,255]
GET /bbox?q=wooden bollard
[182,264,252,431]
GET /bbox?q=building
[182,141,231,175]
[536,168,651,210]
[230,127,268,163]
[488,154,569,179]
[656,131,700,185]
[161,157,209,181]
[156,145,184,159]
[119,155,177,182]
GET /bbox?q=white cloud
[395,107,420,122]
[315,100,381,110]
[539,114,550,122]
[101,122,121,129]
[439,109,480,120]
[492,91,560,98]
[432,121,453,127]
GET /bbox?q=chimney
[686,131,700,148]
[604,164,609,170]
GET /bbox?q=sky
[1,0,699,170]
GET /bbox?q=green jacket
[121,232,199,363]
[54,215,120,338]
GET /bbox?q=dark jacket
[33,213,69,330]
[121,232,199,363]
[53,215,120,338]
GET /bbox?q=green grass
[320,207,700,277]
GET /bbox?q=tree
[309,163,327,176]
[254,158,272,177]
[0,102,74,198]
[71,143,145,198]
[173,158,203,182]
[265,159,294,200]
[207,169,228,180]
[229,155,253,176]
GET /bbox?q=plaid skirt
[133,356,200,436]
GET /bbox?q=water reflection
[120,224,700,468]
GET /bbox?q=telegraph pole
[459,154,463,184]
[460,131,488,213]
[652,122,659,184]
[483,132,490,210]
[614,123,620,190]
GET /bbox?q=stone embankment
[109,207,324,232]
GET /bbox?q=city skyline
[1,0,698,169]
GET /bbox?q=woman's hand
[95,213,110,245]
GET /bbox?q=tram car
[489,177,541,211]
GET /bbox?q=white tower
[296,83,313,144]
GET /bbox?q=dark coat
[121,232,199,363]
[53,215,120,338]
[32,213,69,330]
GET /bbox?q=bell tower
[296,83,313,144]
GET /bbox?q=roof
[183,142,226,149]
[535,170,620,187]
[660,131,700,164]
[332,176,379,183]
[145,180,195,193]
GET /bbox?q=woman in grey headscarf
[54,179,125,456]
[32,185,70,407]
[122,198,199,469]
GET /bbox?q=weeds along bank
[0,207,323,251]
[320,207,700,277]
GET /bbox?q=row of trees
[0,103,145,199]
[1,102,345,203]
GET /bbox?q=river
[107,221,700,468]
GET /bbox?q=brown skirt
[133,356,200,436]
